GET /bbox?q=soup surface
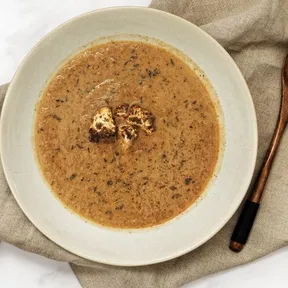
[34,40,220,228]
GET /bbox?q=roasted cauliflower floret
[127,104,155,135]
[115,103,129,118]
[89,107,116,142]
[89,104,155,145]
[118,124,138,150]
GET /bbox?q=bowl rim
[0,6,258,266]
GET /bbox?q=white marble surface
[0,1,287,287]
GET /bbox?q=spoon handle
[230,55,288,252]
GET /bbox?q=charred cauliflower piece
[115,103,129,119]
[118,124,138,150]
[89,107,116,142]
[127,104,155,135]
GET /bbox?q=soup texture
[34,40,220,228]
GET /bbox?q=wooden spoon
[229,55,288,252]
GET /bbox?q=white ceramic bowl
[0,7,257,266]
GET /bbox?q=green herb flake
[69,174,77,180]
[52,114,62,121]
[107,180,113,186]
[185,177,193,185]
[115,204,124,210]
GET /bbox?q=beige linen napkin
[1,1,288,287]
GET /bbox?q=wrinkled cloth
[1,1,288,287]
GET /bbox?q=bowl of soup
[0,7,257,265]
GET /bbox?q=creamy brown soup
[34,40,220,228]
